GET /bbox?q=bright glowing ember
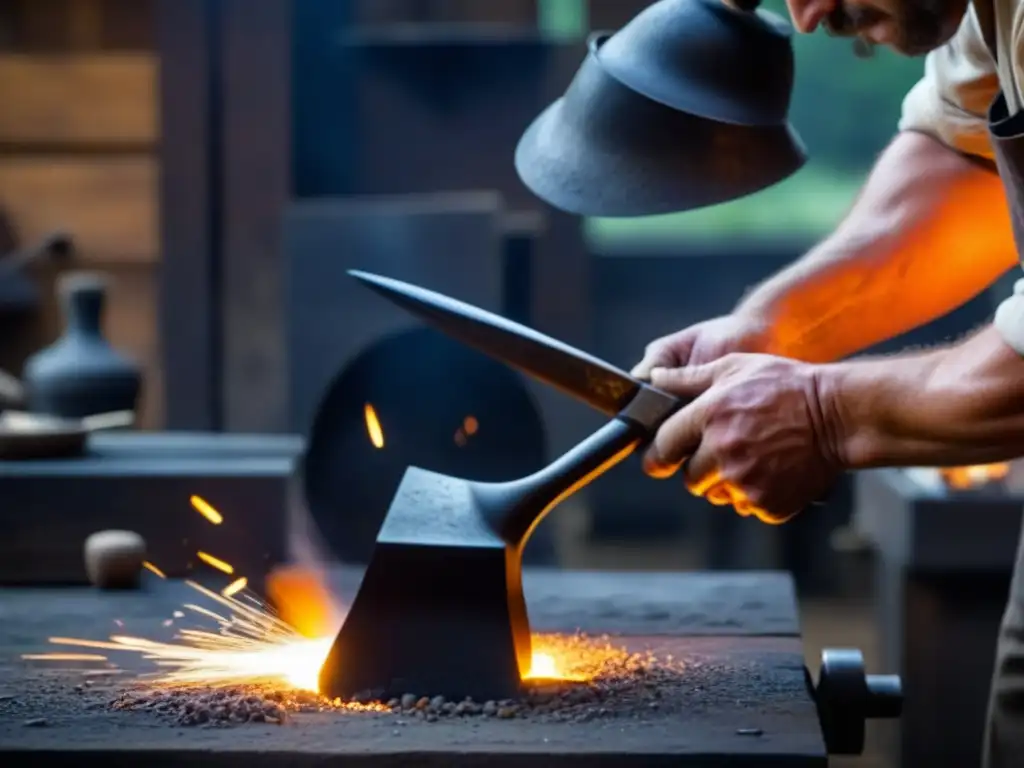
[191,495,224,525]
[197,551,234,575]
[23,497,623,700]
[364,403,384,449]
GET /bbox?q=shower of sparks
[23,498,624,700]
[196,551,234,574]
[25,569,603,697]
[364,403,384,449]
[190,495,224,525]
[222,577,247,597]
[143,561,166,579]
[31,579,333,693]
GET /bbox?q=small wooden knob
[84,530,146,589]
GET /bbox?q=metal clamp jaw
[808,648,903,755]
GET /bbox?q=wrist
[733,289,779,331]
[730,301,793,355]
[812,350,945,470]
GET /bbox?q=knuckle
[652,432,681,467]
[717,432,749,462]
[743,485,770,509]
[646,334,677,357]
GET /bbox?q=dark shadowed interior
[303,326,554,566]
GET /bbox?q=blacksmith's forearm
[826,325,1024,469]
[737,132,1016,362]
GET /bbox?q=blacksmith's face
[784,0,969,55]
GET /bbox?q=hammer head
[318,467,531,701]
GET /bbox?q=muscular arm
[828,325,1024,469]
[737,130,1016,363]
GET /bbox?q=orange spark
[222,577,247,597]
[196,551,234,574]
[143,561,166,579]
[190,495,224,525]
[364,403,384,448]
[21,653,107,662]
[464,415,478,435]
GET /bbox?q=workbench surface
[0,569,825,766]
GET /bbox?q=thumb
[630,334,695,380]
[649,360,722,397]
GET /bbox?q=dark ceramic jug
[23,272,142,418]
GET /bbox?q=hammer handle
[476,418,646,545]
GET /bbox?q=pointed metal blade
[348,270,641,417]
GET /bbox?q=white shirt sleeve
[995,280,1024,355]
[897,5,1000,161]
[898,7,1024,353]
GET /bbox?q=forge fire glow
[938,462,1011,490]
[23,496,627,702]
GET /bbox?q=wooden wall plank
[67,0,104,51]
[1,0,154,52]
[156,0,219,430]
[0,54,157,145]
[220,0,290,432]
[0,156,157,263]
[5,0,69,52]
[96,0,155,51]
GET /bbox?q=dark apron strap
[981,2,1024,759]
[974,0,997,59]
